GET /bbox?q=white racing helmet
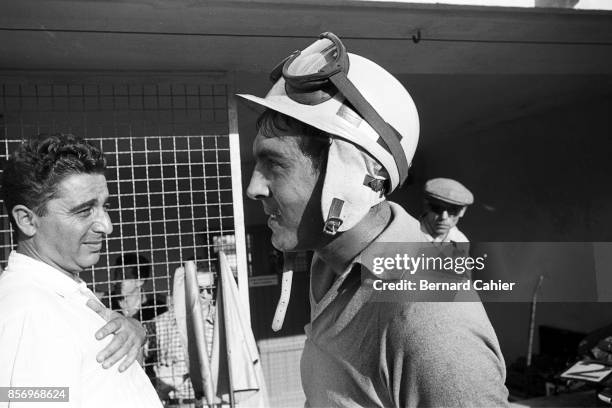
[238,32,419,235]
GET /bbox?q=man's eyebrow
[255,147,286,161]
[69,198,99,213]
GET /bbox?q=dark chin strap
[328,71,409,186]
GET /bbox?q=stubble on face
[251,133,326,252]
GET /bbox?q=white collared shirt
[0,251,163,408]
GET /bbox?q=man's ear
[458,206,467,218]
[11,205,38,237]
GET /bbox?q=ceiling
[0,0,611,74]
[1,0,611,159]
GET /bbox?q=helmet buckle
[323,197,344,235]
[323,217,343,235]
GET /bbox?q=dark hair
[114,253,151,280]
[1,133,106,228]
[256,109,330,170]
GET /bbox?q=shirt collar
[308,202,424,322]
[6,251,86,297]
[353,202,425,265]
[373,202,421,243]
[312,202,423,287]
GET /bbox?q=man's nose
[93,209,113,235]
[440,210,450,220]
[246,167,269,201]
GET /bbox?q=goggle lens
[428,202,463,216]
[285,38,338,77]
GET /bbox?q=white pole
[227,81,251,322]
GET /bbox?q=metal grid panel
[0,76,245,405]
[87,134,233,306]
[0,138,19,261]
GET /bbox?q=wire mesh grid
[0,77,245,406]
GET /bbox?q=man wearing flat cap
[421,177,474,244]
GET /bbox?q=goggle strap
[329,72,409,185]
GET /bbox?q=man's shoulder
[376,302,508,406]
[0,272,58,301]
[374,301,493,342]
[0,273,66,321]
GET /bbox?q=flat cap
[424,178,474,206]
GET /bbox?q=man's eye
[78,207,94,216]
[103,203,112,212]
[266,159,286,169]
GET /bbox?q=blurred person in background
[105,252,167,322]
[150,260,216,407]
[420,177,474,262]
[420,177,473,245]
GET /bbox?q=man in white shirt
[0,133,162,407]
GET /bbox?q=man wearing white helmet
[240,33,508,407]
